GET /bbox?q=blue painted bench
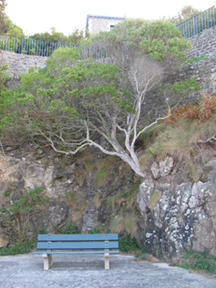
[32,233,119,270]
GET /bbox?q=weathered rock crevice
[137,156,216,260]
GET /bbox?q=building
[86,15,126,35]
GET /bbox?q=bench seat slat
[32,250,119,254]
[37,233,118,242]
[37,241,119,250]
[33,233,119,270]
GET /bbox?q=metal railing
[1,6,216,59]
[0,34,78,57]
[176,6,216,38]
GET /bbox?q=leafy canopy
[0,19,196,178]
[90,19,191,62]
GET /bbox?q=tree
[30,27,85,45]
[167,6,201,25]
[0,20,199,178]
[68,28,85,45]
[3,15,24,37]
[0,0,24,36]
[0,0,7,33]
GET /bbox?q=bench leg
[104,253,109,269]
[42,254,52,270]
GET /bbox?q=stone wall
[1,26,216,78]
[188,26,216,58]
[1,50,47,77]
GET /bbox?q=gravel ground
[0,253,216,288]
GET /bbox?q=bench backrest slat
[37,233,118,242]
[37,241,119,250]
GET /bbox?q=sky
[5,0,216,36]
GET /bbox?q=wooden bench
[32,233,119,270]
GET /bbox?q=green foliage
[108,185,139,236]
[45,47,79,72]
[0,239,35,256]
[29,27,85,45]
[185,54,209,64]
[119,232,140,252]
[60,221,78,234]
[107,191,125,210]
[107,184,140,211]
[0,1,24,36]
[138,20,191,61]
[30,27,68,43]
[94,156,115,186]
[161,77,201,114]
[0,187,47,244]
[0,51,133,147]
[169,6,216,37]
[3,15,25,37]
[88,227,101,234]
[95,170,109,186]
[0,58,9,91]
[175,250,216,275]
[169,77,200,95]
[167,6,201,25]
[0,21,196,178]
[91,18,191,62]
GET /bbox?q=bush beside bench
[32,233,119,270]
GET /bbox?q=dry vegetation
[139,95,216,169]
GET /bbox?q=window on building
[110,25,115,30]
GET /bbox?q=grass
[107,191,125,210]
[71,200,88,222]
[124,213,138,236]
[94,156,115,186]
[139,116,216,168]
[110,212,138,236]
[95,169,110,186]
[107,184,140,236]
[92,192,101,208]
[79,147,94,172]
[174,250,216,275]
[119,232,140,253]
[110,215,125,233]
[65,191,76,206]
[149,190,162,210]
[107,184,140,211]
[96,156,115,170]
[0,239,35,256]
[126,184,140,209]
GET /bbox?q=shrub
[175,250,216,275]
[0,239,35,256]
[119,232,140,253]
[166,95,216,123]
[60,221,78,234]
[0,187,47,244]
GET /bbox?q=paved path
[0,253,216,288]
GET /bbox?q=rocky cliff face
[0,145,135,247]
[137,152,216,260]
[0,143,216,260]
